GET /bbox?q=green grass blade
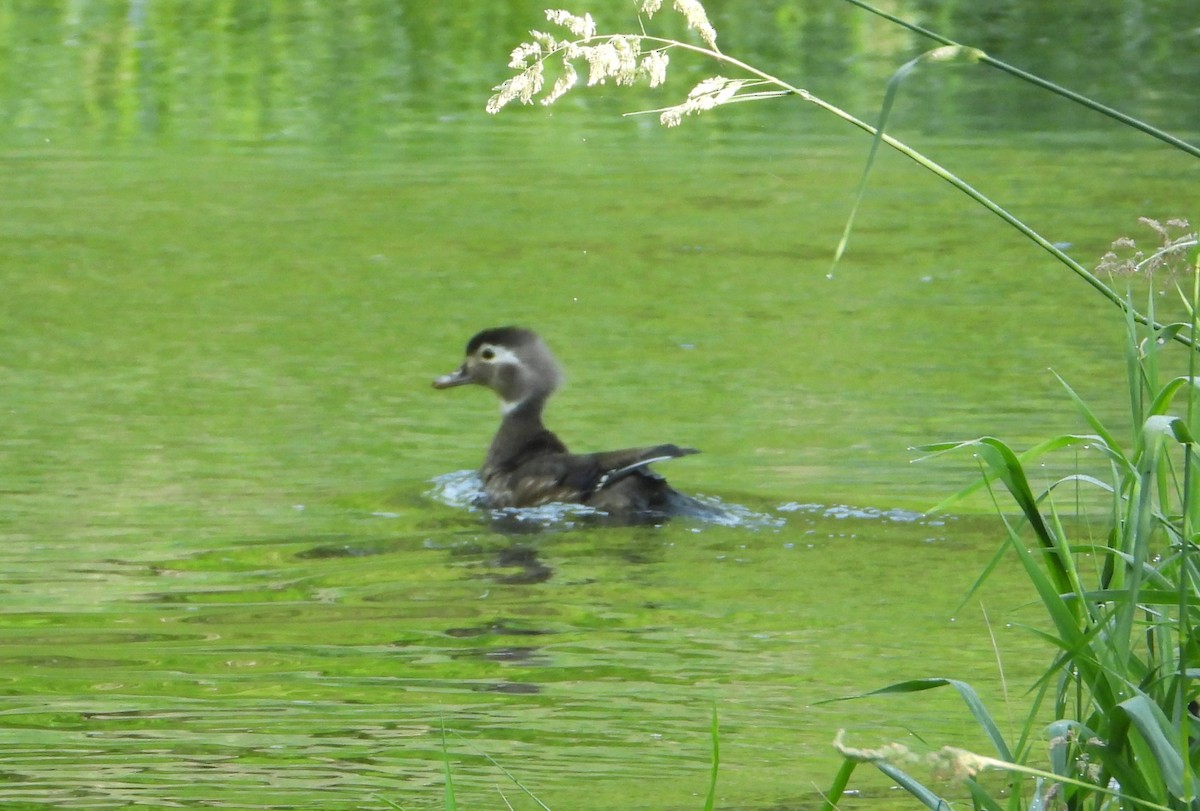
[442,724,457,811]
[1007,672,1055,763]
[1148,377,1196,418]
[952,529,1012,615]
[702,703,719,811]
[963,778,1007,811]
[972,438,1075,599]
[945,679,1013,762]
[1118,694,1188,799]
[819,676,956,701]
[917,434,1102,515]
[1052,371,1127,465]
[821,758,860,811]
[836,0,1200,159]
[1000,519,1093,665]
[828,52,911,272]
[449,732,552,811]
[875,761,953,811]
[831,45,981,275]
[1073,588,1188,605]
[821,678,1012,762]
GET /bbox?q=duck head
[433,326,563,413]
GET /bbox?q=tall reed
[487,3,1200,807]
[486,2,1198,345]
[825,218,1199,810]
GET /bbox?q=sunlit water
[3,2,1199,809]
[5,128,1196,811]
[4,130,1194,811]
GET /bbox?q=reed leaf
[962,778,1007,811]
[1118,693,1188,799]
[1148,376,1197,419]
[823,677,1013,762]
[820,759,859,811]
[1052,371,1128,469]
[918,434,1100,515]
[442,724,458,811]
[836,0,1200,159]
[874,762,952,811]
[964,438,1077,600]
[831,44,981,274]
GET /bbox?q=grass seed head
[1096,217,1196,282]
[488,2,727,116]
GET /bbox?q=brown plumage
[433,326,701,518]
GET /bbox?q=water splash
[427,470,613,531]
[688,494,785,529]
[427,469,490,510]
[426,470,783,530]
[776,502,926,523]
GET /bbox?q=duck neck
[489,395,548,453]
[483,395,566,477]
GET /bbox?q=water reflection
[444,623,555,639]
[0,476,1068,809]
[3,3,1195,809]
[294,539,404,559]
[3,0,1196,149]
[2,132,1189,805]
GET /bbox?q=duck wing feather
[486,444,698,508]
[587,444,699,491]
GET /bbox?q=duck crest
[465,326,537,355]
[433,326,703,521]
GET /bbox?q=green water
[3,2,1200,809]
[4,125,1193,810]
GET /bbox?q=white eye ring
[477,344,518,365]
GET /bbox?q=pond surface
[2,2,1198,810]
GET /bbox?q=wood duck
[433,326,703,519]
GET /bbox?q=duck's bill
[432,366,472,389]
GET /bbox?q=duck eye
[480,348,495,361]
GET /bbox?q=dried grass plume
[1096,217,1197,283]
[487,1,783,126]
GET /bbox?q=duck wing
[587,444,699,491]
[585,444,707,519]
[485,444,697,508]
[499,456,594,507]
